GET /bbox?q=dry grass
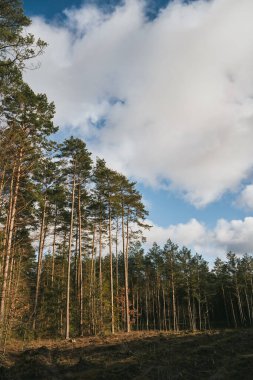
[1,329,253,379]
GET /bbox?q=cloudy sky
[23,0,253,261]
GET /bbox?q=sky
[22,0,253,262]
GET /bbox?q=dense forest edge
[1,0,253,360]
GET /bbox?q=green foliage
[0,0,46,68]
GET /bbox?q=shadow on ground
[1,329,253,379]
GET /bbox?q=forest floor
[1,328,253,379]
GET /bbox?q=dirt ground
[1,329,253,379]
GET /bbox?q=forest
[1,0,253,355]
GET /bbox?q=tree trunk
[65,172,76,340]
[115,218,119,331]
[145,287,149,330]
[171,272,177,331]
[222,284,230,327]
[124,210,130,332]
[33,197,48,331]
[51,207,58,286]
[229,292,237,328]
[89,225,96,335]
[162,287,167,331]
[0,164,6,218]
[0,148,22,324]
[99,218,103,332]
[108,205,115,334]
[78,184,84,336]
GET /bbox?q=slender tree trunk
[51,207,58,286]
[162,287,167,331]
[229,292,237,328]
[197,269,202,330]
[108,206,115,334]
[244,286,251,325]
[187,279,193,330]
[99,219,103,332]
[5,252,15,326]
[3,253,22,352]
[124,211,130,332]
[74,225,78,297]
[0,164,6,218]
[2,164,15,269]
[89,225,96,334]
[66,172,76,340]
[192,296,197,330]
[78,184,84,336]
[204,295,210,330]
[222,284,230,327]
[60,231,67,337]
[145,287,149,330]
[136,289,139,331]
[235,277,245,325]
[33,197,48,331]
[115,218,119,331]
[171,273,177,331]
[198,292,202,330]
[0,148,22,324]
[167,286,171,330]
[156,282,161,330]
[92,242,97,335]
[152,289,156,329]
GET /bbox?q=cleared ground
[1,329,253,379]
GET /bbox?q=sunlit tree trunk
[89,225,96,334]
[99,219,103,332]
[115,218,119,331]
[33,197,47,331]
[51,207,58,286]
[171,270,177,331]
[66,171,76,340]
[0,164,6,217]
[124,210,130,332]
[0,148,22,324]
[78,184,84,336]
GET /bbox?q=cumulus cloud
[144,216,253,261]
[24,0,253,206]
[145,218,207,249]
[236,185,253,210]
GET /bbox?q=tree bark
[108,205,115,334]
[0,148,22,324]
[78,184,84,336]
[65,172,76,340]
[33,197,47,331]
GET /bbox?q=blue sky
[23,0,253,260]
[24,0,171,20]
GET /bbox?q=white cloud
[24,0,253,206]
[145,217,207,248]
[214,217,253,253]
[236,185,253,210]
[144,216,253,261]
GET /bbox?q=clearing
[1,329,253,379]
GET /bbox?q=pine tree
[0,80,56,336]
[59,137,92,339]
[0,0,46,69]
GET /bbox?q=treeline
[1,0,253,347]
[127,244,253,331]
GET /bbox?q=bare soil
[1,329,253,379]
